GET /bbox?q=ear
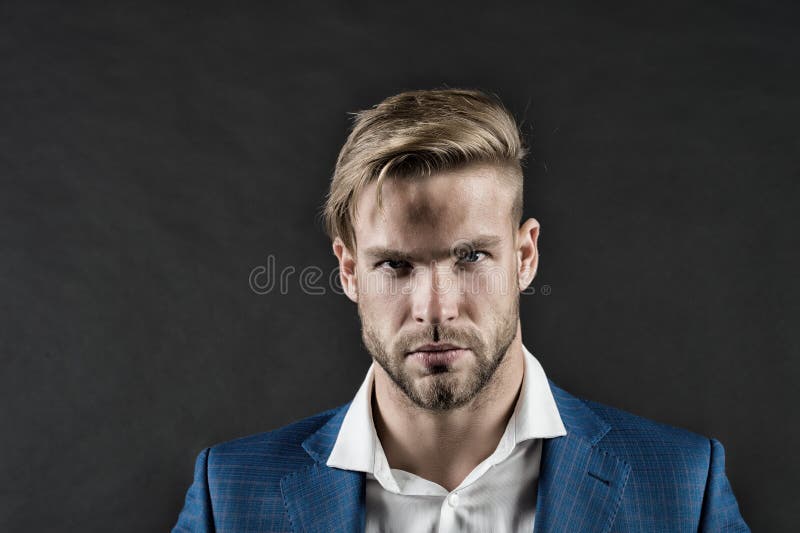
[332,237,358,303]
[516,218,540,292]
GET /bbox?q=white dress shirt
[327,344,567,533]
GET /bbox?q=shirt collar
[326,343,567,475]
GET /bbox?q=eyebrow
[362,234,504,262]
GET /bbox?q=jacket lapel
[533,381,631,533]
[280,404,366,533]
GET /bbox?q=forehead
[353,163,515,255]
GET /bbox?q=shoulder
[551,386,749,529]
[550,380,711,455]
[205,403,348,473]
[177,404,350,530]
[582,395,711,459]
[549,380,715,474]
[559,387,715,489]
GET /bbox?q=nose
[411,263,460,325]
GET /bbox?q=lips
[409,343,464,353]
[408,346,469,367]
[406,343,470,368]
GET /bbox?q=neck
[371,328,525,492]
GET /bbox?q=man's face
[339,162,535,411]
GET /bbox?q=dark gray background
[2,1,797,531]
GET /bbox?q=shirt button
[448,492,460,507]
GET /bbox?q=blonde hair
[322,88,528,251]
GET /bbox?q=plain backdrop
[2,1,798,531]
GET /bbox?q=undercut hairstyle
[321,88,529,251]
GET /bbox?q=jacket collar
[281,380,630,533]
[280,404,365,533]
[533,382,631,533]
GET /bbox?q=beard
[359,294,519,412]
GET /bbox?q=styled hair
[322,88,528,251]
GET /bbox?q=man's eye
[377,259,410,270]
[458,251,487,264]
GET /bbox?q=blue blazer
[173,381,750,532]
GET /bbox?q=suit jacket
[172,380,750,532]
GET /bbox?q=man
[173,89,749,532]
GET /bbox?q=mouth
[406,343,470,368]
[407,343,465,354]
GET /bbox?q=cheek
[464,263,517,300]
[359,269,405,298]
[358,276,409,326]
[461,292,500,324]
[462,268,518,317]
